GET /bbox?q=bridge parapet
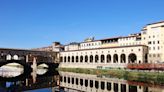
[0,48,59,63]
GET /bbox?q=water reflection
[0,66,60,92]
[0,66,23,78]
[59,72,164,92]
[1,67,164,92]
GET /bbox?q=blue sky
[0,0,164,49]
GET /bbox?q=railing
[127,63,164,70]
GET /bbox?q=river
[0,66,164,92]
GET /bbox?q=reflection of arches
[85,55,88,63]
[72,56,74,62]
[72,78,74,84]
[6,54,12,60]
[128,53,137,63]
[120,54,126,63]
[76,56,79,62]
[80,79,83,86]
[85,79,88,87]
[95,81,99,89]
[95,55,99,63]
[13,55,19,60]
[80,56,83,62]
[101,55,105,63]
[113,54,118,63]
[107,54,111,63]
[90,55,93,63]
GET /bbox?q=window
[149,54,151,57]
[153,47,155,50]
[148,41,151,44]
[153,54,156,57]
[158,41,160,44]
[138,49,141,51]
[153,41,155,44]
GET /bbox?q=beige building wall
[59,45,148,69]
[141,22,164,63]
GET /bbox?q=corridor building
[57,21,164,69]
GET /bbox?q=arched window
[101,55,105,63]
[107,54,111,63]
[80,56,83,63]
[85,55,88,63]
[72,56,74,62]
[68,56,70,62]
[64,56,66,62]
[90,55,93,63]
[76,56,79,62]
[120,54,126,63]
[128,53,137,63]
[95,55,99,63]
[113,54,118,63]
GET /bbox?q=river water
[0,66,164,92]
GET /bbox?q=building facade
[38,21,164,69]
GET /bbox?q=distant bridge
[0,48,59,71]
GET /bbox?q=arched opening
[13,55,19,60]
[80,56,83,63]
[113,54,118,63]
[76,56,79,62]
[101,55,105,63]
[90,55,93,63]
[120,54,126,63]
[64,56,66,62]
[95,55,99,63]
[107,54,111,63]
[145,53,148,63]
[60,57,63,62]
[6,54,12,60]
[68,56,70,62]
[128,53,137,63]
[72,56,74,62]
[85,55,88,63]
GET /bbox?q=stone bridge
[0,48,59,71]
